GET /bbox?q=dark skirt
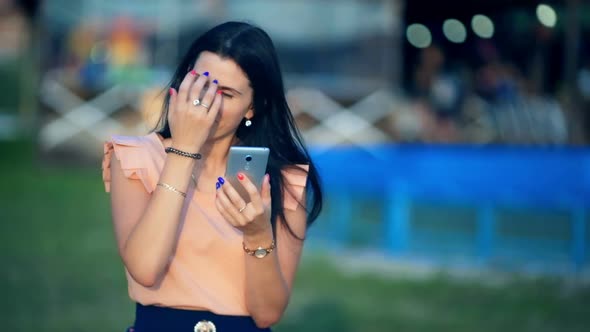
[128,303,271,332]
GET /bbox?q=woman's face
[192,51,254,140]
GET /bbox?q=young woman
[101,21,322,332]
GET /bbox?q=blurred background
[1,0,589,331]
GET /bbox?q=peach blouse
[101,132,308,315]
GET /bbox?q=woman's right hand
[167,70,222,153]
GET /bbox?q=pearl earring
[245,119,252,127]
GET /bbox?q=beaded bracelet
[165,147,202,160]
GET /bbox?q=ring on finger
[200,102,210,110]
[238,204,247,213]
[192,98,201,106]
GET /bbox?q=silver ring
[192,98,201,106]
[238,205,247,213]
[200,102,210,110]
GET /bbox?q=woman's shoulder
[107,132,164,150]
[102,132,165,193]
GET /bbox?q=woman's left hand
[215,173,272,236]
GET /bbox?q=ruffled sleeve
[102,135,160,194]
[280,164,309,211]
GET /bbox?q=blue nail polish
[203,71,209,77]
[216,182,221,190]
[217,177,225,184]
[213,79,218,84]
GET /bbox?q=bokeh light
[406,23,432,48]
[471,14,494,38]
[536,4,557,28]
[443,19,467,43]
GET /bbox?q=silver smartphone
[225,146,270,202]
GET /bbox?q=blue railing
[309,144,590,272]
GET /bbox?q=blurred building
[0,0,588,158]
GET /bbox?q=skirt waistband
[133,303,271,332]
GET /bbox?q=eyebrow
[218,85,243,95]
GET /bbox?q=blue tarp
[310,144,590,207]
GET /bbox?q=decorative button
[194,320,216,332]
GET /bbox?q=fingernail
[203,71,209,77]
[217,90,223,95]
[169,88,175,96]
[237,172,244,180]
[190,70,196,76]
[216,182,221,190]
[217,177,225,184]
[213,79,218,84]
[265,174,269,182]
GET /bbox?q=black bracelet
[165,147,202,159]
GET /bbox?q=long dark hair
[153,21,322,240]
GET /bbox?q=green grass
[1,140,590,332]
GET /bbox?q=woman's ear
[245,104,254,119]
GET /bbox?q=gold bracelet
[243,239,275,259]
[156,182,186,197]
